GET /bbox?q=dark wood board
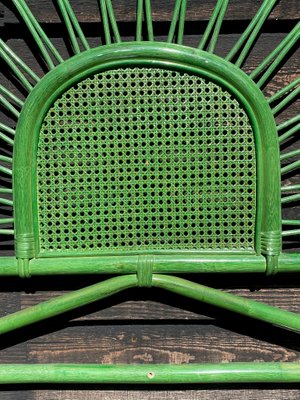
[0,0,300,399]
[1,0,299,25]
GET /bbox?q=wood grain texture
[0,0,300,398]
[1,0,300,25]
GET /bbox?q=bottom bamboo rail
[0,363,299,384]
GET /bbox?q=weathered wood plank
[2,0,300,25]
[26,323,300,364]
[32,388,300,400]
[19,287,300,321]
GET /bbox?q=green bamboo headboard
[0,0,299,385]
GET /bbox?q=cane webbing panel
[37,67,256,254]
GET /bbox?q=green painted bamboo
[0,363,299,384]
[0,166,12,176]
[282,220,300,226]
[177,0,186,45]
[0,84,24,107]
[0,229,14,235]
[280,148,300,161]
[0,254,268,276]
[272,86,300,116]
[0,95,20,118]
[251,22,300,87]
[12,0,63,67]
[1,252,300,276]
[0,275,137,335]
[0,155,12,163]
[0,274,299,334]
[12,0,55,69]
[99,0,121,43]
[208,0,228,53]
[281,193,300,204]
[0,123,15,136]
[136,0,143,41]
[198,0,226,50]
[136,0,154,41]
[0,42,33,92]
[226,0,277,65]
[0,132,14,145]
[166,0,186,44]
[281,160,300,175]
[61,0,90,51]
[234,0,277,67]
[278,123,300,144]
[0,198,13,206]
[269,78,300,104]
[282,229,300,237]
[105,0,121,43]
[278,253,300,271]
[26,254,266,275]
[281,184,300,192]
[277,114,300,131]
[145,0,154,41]
[153,275,300,332]
[0,218,14,225]
[0,189,12,194]
[99,0,111,44]
[12,42,281,267]
[57,0,81,54]
[0,39,40,83]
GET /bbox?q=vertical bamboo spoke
[11,0,63,70]
[272,85,300,116]
[0,85,24,108]
[250,22,300,87]
[226,0,277,66]
[136,0,154,41]
[198,0,229,53]
[167,0,187,45]
[57,0,90,54]
[99,0,121,44]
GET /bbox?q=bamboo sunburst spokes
[0,0,299,248]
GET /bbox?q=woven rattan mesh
[37,67,256,254]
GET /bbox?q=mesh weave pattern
[37,67,256,254]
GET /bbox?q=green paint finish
[13,42,281,264]
[0,363,299,384]
[0,273,299,335]
[37,66,256,254]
